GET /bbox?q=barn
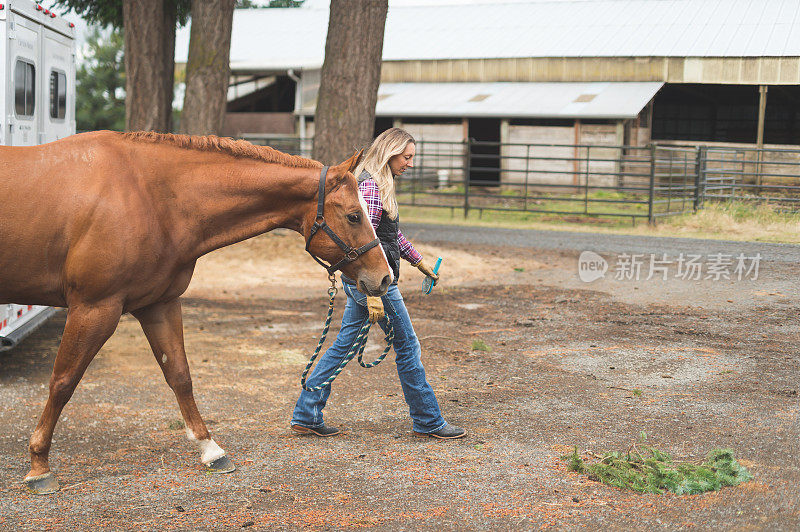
[175,1,800,216]
[175,0,800,148]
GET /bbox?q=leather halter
[305,166,380,276]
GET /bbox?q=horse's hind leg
[26,301,122,494]
[133,298,235,474]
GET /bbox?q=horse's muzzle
[359,274,391,296]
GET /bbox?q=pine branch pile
[562,436,752,495]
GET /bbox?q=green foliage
[267,0,305,6]
[168,419,185,430]
[76,27,126,131]
[564,447,585,473]
[471,339,489,352]
[562,438,752,495]
[49,0,123,28]
[50,0,191,28]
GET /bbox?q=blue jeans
[291,282,447,433]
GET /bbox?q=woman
[291,128,466,440]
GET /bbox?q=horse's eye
[347,213,361,224]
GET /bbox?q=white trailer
[0,0,75,350]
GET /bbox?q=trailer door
[7,13,39,146]
[41,28,73,143]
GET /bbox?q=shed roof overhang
[297,82,664,120]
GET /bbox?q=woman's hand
[416,260,439,286]
[366,296,385,323]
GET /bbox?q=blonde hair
[353,128,415,220]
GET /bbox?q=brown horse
[0,130,392,494]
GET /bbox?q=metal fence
[240,135,800,223]
[395,140,651,223]
[701,146,800,208]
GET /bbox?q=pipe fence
[240,135,800,223]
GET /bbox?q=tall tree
[53,0,189,132]
[313,0,388,164]
[76,27,125,131]
[179,0,235,135]
[123,0,172,131]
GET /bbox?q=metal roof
[297,81,664,119]
[175,0,800,69]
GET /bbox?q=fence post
[647,144,656,224]
[584,146,590,214]
[412,140,421,207]
[463,138,471,219]
[694,146,706,212]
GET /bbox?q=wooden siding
[381,57,800,85]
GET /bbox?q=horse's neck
[167,158,315,260]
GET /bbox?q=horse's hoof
[205,455,236,473]
[24,472,60,495]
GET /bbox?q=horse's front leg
[26,301,123,494]
[132,298,235,474]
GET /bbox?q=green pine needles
[562,435,752,495]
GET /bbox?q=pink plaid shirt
[359,178,422,265]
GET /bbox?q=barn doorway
[468,118,501,185]
[373,117,394,138]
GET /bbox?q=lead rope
[300,276,395,392]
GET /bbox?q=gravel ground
[0,225,798,530]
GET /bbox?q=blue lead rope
[300,280,394,392]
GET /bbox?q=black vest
[376,208,401,284]
[342,172,400,286]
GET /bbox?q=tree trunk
[124,0,176,132]
[313,0,388,165]
[179,0,235,136]
[162,1,178,132]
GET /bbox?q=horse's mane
[121,131,323,169]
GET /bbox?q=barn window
[14,60,35,117]
[50,70,67,120]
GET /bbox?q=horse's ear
[350,149,365,173]
[338,149,364,174]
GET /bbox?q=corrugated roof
[175,0,800,69]
[298,81,664,119]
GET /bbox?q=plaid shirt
[359,178,422,265]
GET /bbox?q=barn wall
[401,122,463,142]
[500,123,621,187]
[381,57,800,85]
[222,112,295,136]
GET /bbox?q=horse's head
[303,151,393,296]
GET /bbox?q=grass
[398,189,649,219]
[400,200,800,244]
[471,339,490,352]
[562,434,752,495]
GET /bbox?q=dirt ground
[1,228,799,530]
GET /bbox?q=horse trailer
[0,0,75,350]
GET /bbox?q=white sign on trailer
[0,0,75,350]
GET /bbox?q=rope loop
[300,281,394,392]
